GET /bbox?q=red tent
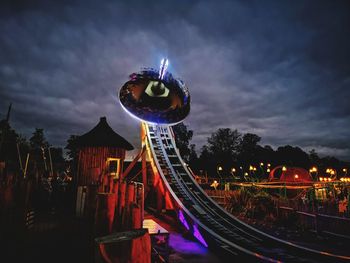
[268,166,313,182]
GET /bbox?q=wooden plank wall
[77,147,125,186]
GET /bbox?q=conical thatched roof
[75,117,134,150]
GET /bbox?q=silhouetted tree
[237,133,261,164]
[0,120,19,163]
[205,128,241,175]
[199,145,212,174]
[29,128,50,173]
[173,123,193,162]
[29,128,49,150]
[65,135,79,161]
[188,144,200,173]
[259,145,276,165]
[65,135,79,177]
[49,147,65,173]
[309,149,320,165]
[276,145,310,168]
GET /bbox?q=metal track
[145,124,350,262]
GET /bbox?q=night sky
[1,0,350,160]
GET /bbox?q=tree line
[0,119,65,178]
[172,123,350,179]
[1,118,349,181]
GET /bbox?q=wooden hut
[75,117,134,186]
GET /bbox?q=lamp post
[343,168,348,177]
[326,168,336,180]
[249,165,254,182]
[217,165,223,189]
[244,172,249,182]
[231,167,238,181]
[259,162,265,180]
[309,166,318,181]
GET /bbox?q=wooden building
[75,117,134,186]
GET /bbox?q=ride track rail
[144,124,350,262]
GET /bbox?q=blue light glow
[159,58,169,80]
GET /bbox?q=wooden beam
[121,146,146,181]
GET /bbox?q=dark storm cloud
[0,0,350,160]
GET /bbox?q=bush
[246,190,275,220]
[225,187,276,221]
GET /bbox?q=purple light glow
[178,210,190,230]
[193,225,208,247]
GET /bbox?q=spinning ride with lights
[118,59,350,262]
[119,58,190,125]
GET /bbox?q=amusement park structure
[116,59,350,262]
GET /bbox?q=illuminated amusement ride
[118,59,349,262]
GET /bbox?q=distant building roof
[75,117,134,150]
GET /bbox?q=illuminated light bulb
[294,174,299,179]
[282,166,287,172]
[260,162,264,166]
[320,177,323,181]
[267,168,271,173]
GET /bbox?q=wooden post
[123,184,135,230]
[117,182,126,230]
[16,143,23,175]
[23,154,29,178]
[142,151,147,192]
[112,182,119,230]
[156,188,163,213]
[95,193,117,237]
[131,204,142,229]
[48,147,54,177]
[41,147,48,171]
